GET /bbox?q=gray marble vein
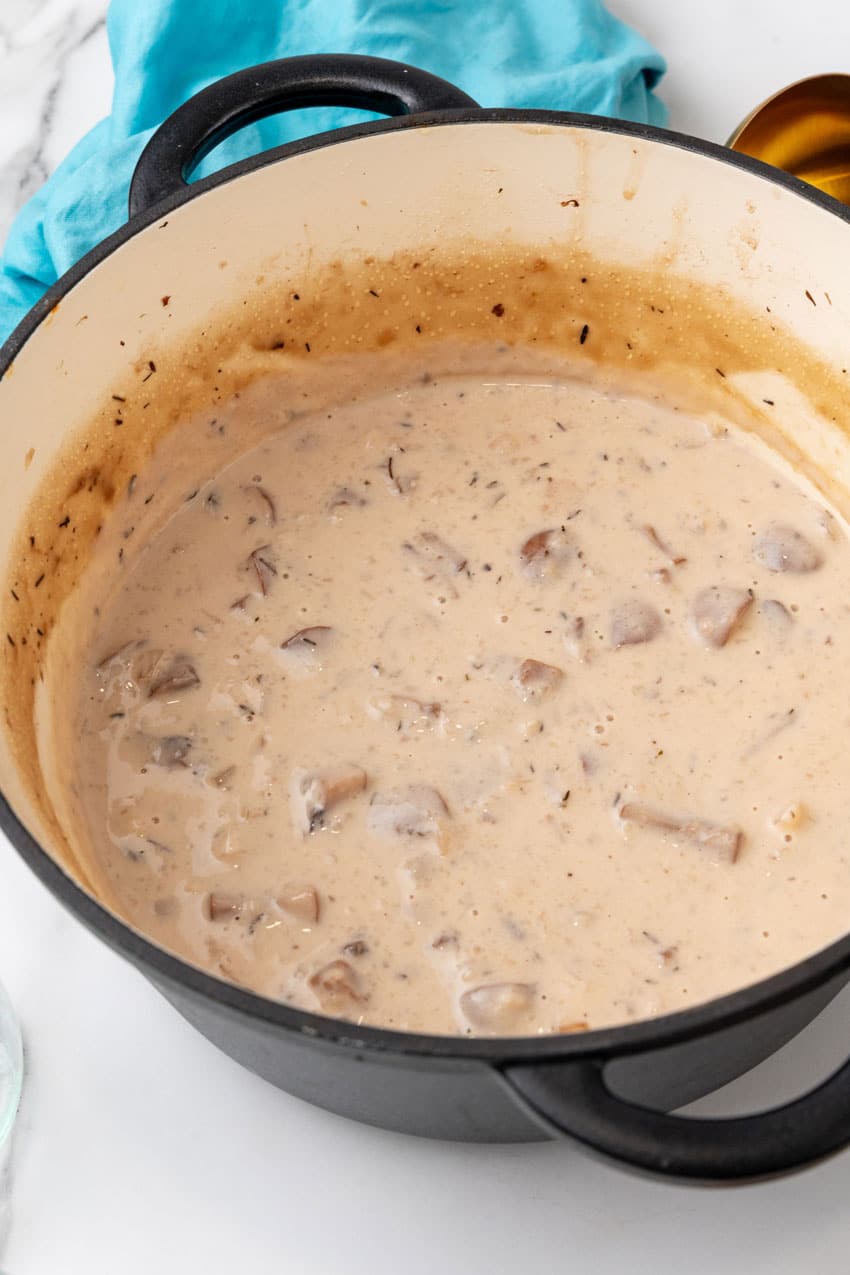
[0,0,111,244]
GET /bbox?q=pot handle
[128,53,478,218]
[503,1051,850,1182]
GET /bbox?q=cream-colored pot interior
[2,119,850,896]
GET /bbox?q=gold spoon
[728,73,850,205]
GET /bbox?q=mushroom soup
[53,345,850,1036]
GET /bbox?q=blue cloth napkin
[0,0,666,346]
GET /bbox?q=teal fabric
[0,0,666,345]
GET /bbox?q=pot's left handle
[129,53,478,218]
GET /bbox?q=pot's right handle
[503,1050,850,1182]
[129,53,478,218]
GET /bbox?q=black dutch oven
[2,54,850,1183]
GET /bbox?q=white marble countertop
[2,1,850,1271]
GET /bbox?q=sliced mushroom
[210,765,236,790]
[242,484,277,526]
[642,523,687,565]
[148,657,200,700]
[610,600,661,647]
[753,523,822,573]
[282,625,332,648]
[204,892,244,922]
[511,658,564,702]
[619,801,741,864]
[289,764,367,836]
[369,693,442,733]
[760,598,793,635]
[404,530,467,574]
[280,625,333,661]
[150,735,193,768]
[367,785,449,840]
[562,614,587,661]
[691,586,753,647]
[246,544,278,595]
[460,982,535,1034]
[210,825,239,860]
[277,884,320,924]
[309,959,366,1014]
[519,528,571,580]
[131,646,166,686]
[327,486,367,512]
[95,639,140,674]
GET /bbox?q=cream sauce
[64,351,850,1035]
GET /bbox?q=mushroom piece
[562,615,587,661]
[404,531,468,575]
[147,657,200,700]
[460,982,535,1034]
[760,598,794,635]
[619,801,741,864]
[309,959,366,1014]
[277,884,320,924]
[150,734,193,768]
[369,693,442,733]
[511,658,564,702]
[210,824,239,861]
[610,600,662,648]
[242,484,277,526]
[130,646,166,684]
[367,785,449,840]
[691,586,753,647]
[753,523,822,573]
[327,486,367,512]
[290,764,367,836]
[280,625,333,662]
[642,524,686,565]
[246,544,278,595]
[519,528,572,580]
[210,765,236,790]
[95,639,141,674]
[203,892,244,922]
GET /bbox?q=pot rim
[3,105,850,1065]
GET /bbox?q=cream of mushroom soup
[55,345,850,1036]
